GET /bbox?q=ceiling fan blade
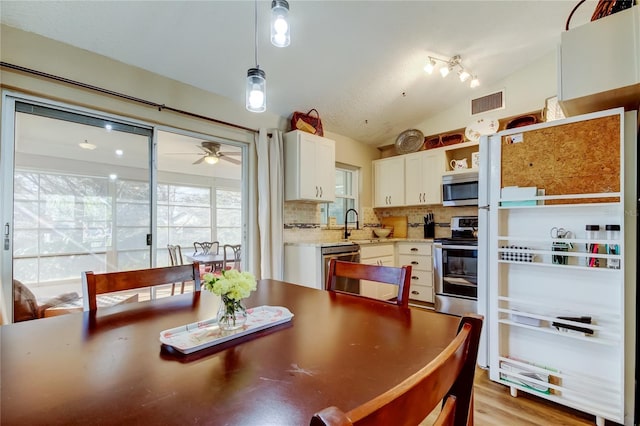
[165,152,200,155]
[197,145,213,154]
[218,151,241,156]
[193,156,206,165]
[221,155,242,165]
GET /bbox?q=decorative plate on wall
[395,129,425,154]
[465,118,499,143]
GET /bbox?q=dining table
[184,252,235,270]
[1,279,461,425]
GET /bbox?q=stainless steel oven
[433,216,478,316]
[321,243,361,295]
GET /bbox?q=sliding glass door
[2,96,153,320]
[155,130,243,266]
[1,94,247,322]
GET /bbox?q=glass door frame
[1,91,157,321]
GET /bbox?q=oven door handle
[438,244,478,250]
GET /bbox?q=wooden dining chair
[193,241,219,256]
[326,259,411,308]
[222,244,242,271]
[81,263,202,311]
[310,314,483,426]
[166,244,188,295]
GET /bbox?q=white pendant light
[470,76,480,88]
[271,0,290,48]
[246,67,266,112]
[246,0,266,113]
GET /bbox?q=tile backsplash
[284,202,478,242]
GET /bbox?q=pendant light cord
[254,0,259,68]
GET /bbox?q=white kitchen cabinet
[559,5,640,116]
[487,109,635,426]
[284,130,335,202]
[359,244,397,301]
[405,150,444,205]
[373,156,405,207]
[283,244,323,289]
[396,242,433,303]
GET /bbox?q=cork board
[501,115,620,204]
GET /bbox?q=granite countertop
[284,238,434,247]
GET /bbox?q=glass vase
[216,295,247,331]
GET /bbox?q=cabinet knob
[410,248,418,252]
[411,261,419,265]
[411,290,420,295]
[319,186,323,197]
[315,186,319,197]
[411,276,419,280]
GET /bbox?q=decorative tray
[159,305,294,354]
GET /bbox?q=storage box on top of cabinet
[284,130,336,202]
[559,5,640,116]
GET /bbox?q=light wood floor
[423,367,614,425]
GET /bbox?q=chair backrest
[223,244,242,270]
[81,263,202,311]
[310,314,483,426]
[326,259,412,308]
[193,241,219,255]
[167,244,184,266]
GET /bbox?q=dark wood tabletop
[1,279,461,426]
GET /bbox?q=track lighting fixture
[271,0,290,47]
[424,54,479,88]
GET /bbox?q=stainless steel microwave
[442,171,479,206]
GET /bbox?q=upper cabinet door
[405,150,444,206]
[284,130,336,202]
[373,156,405,207]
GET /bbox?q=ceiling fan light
[424,58,436,74]
[470,76,480,88]
[271,0,290,48]
[440,66,450,78]
[79,140,97,150]
[458,70,470,82]
[246,67,266,113]
[204,155,219,165]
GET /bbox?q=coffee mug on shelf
[450,158,468,170]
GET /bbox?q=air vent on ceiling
[471,90,505,116]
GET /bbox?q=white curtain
[255,128,284,280]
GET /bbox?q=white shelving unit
[487,109,628,426]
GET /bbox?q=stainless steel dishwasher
[320,243,361,294]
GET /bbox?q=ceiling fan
[191,141,241,165]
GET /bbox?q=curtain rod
[0,61,259,134]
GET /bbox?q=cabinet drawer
[398,254,432,272]
[408,283,433,303]
[360,244,394,259]
[397,243,432,256]
[408,269,433,287]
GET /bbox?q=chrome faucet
[344,208,359,239]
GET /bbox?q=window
[321,167,359,226]
[216,188,242,244]
[156,183,212,265]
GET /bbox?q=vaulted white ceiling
[1,0,598,147]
